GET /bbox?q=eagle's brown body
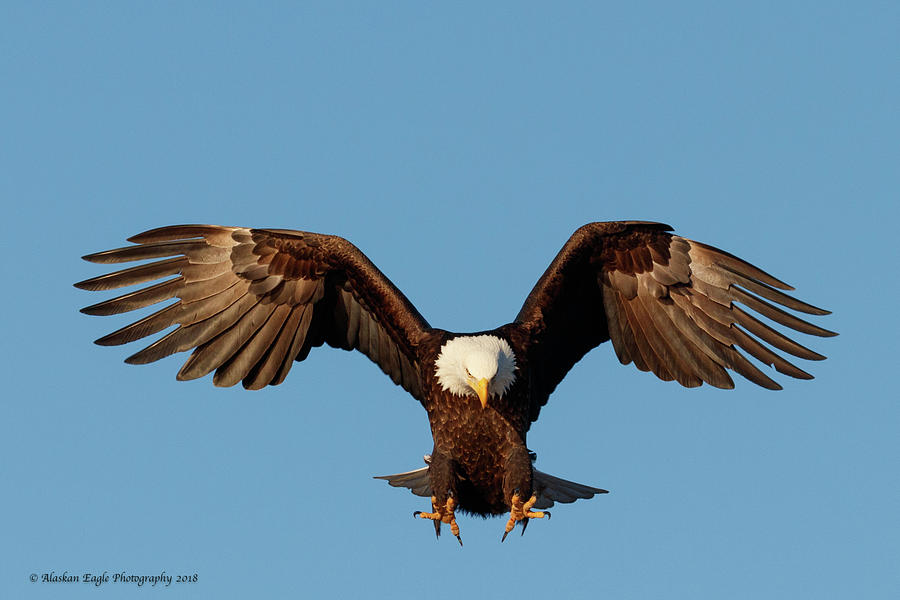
[427,391,528,516]
[422,330,535,516]
[76,221,834,540]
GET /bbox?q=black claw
[434,520,441,539]
[455,535,463,547]
[413,511,421,518]
[520,518,529,536]
[501,530,510,543]
[546,511,552,520]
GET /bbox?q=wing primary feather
[181,260,234,283]
[650,296,734,388]
[399,353,419,395]
[212,303,285,387]
[126,225,235,244]
[94,303,181,346]
[271,305,314,386]
[636,293,703,387]
[379,325,395,375]
[729,327,814,380]
[179,273,240,303]
[386,343,402,385]
[719,346,782,390]
[177,301,273,381]
[673,294,787,387]
[687,240,794,290]
[732,306,826,360]
[368,317,383,363]
[720,266,831,315]
[358,312,372,359]
[243,305,304,390]
[731,287,837,337]
[669,290,734,345]
[125,286,264,365]
[173,295,258,379]
[657,298,732,369]
[82,240,229,265]
[176,282,249,327]
[74,257,187,291]
[327,289,350,349]
[667,291,779,387]
[621,296,674,380]
[80,278,182,316]
[345,290,361,348]
[612,290,647,370]
[681,285,739,329]
[600,285,631,365]
[688,276,737,308]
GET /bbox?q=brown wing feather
[76,225,431,401]
[515,221,835,423]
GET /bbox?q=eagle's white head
[434,335,517,409]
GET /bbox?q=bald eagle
[75,221,834,544]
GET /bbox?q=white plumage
[434,335,517,399]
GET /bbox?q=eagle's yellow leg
[501,492,550,542]
[414,495,462,546]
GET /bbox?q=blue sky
[2,2,897,598]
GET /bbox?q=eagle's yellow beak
[474,378,490,409]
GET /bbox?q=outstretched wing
[514,221,836,421]
[76,225,431,400]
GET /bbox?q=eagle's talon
[415,495,461,544]
[502,492,547,541]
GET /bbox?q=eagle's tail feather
[373,466,433,498]
[374,459,608,510]
[532,469,608,509]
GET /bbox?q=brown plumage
[75,221,835,541]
